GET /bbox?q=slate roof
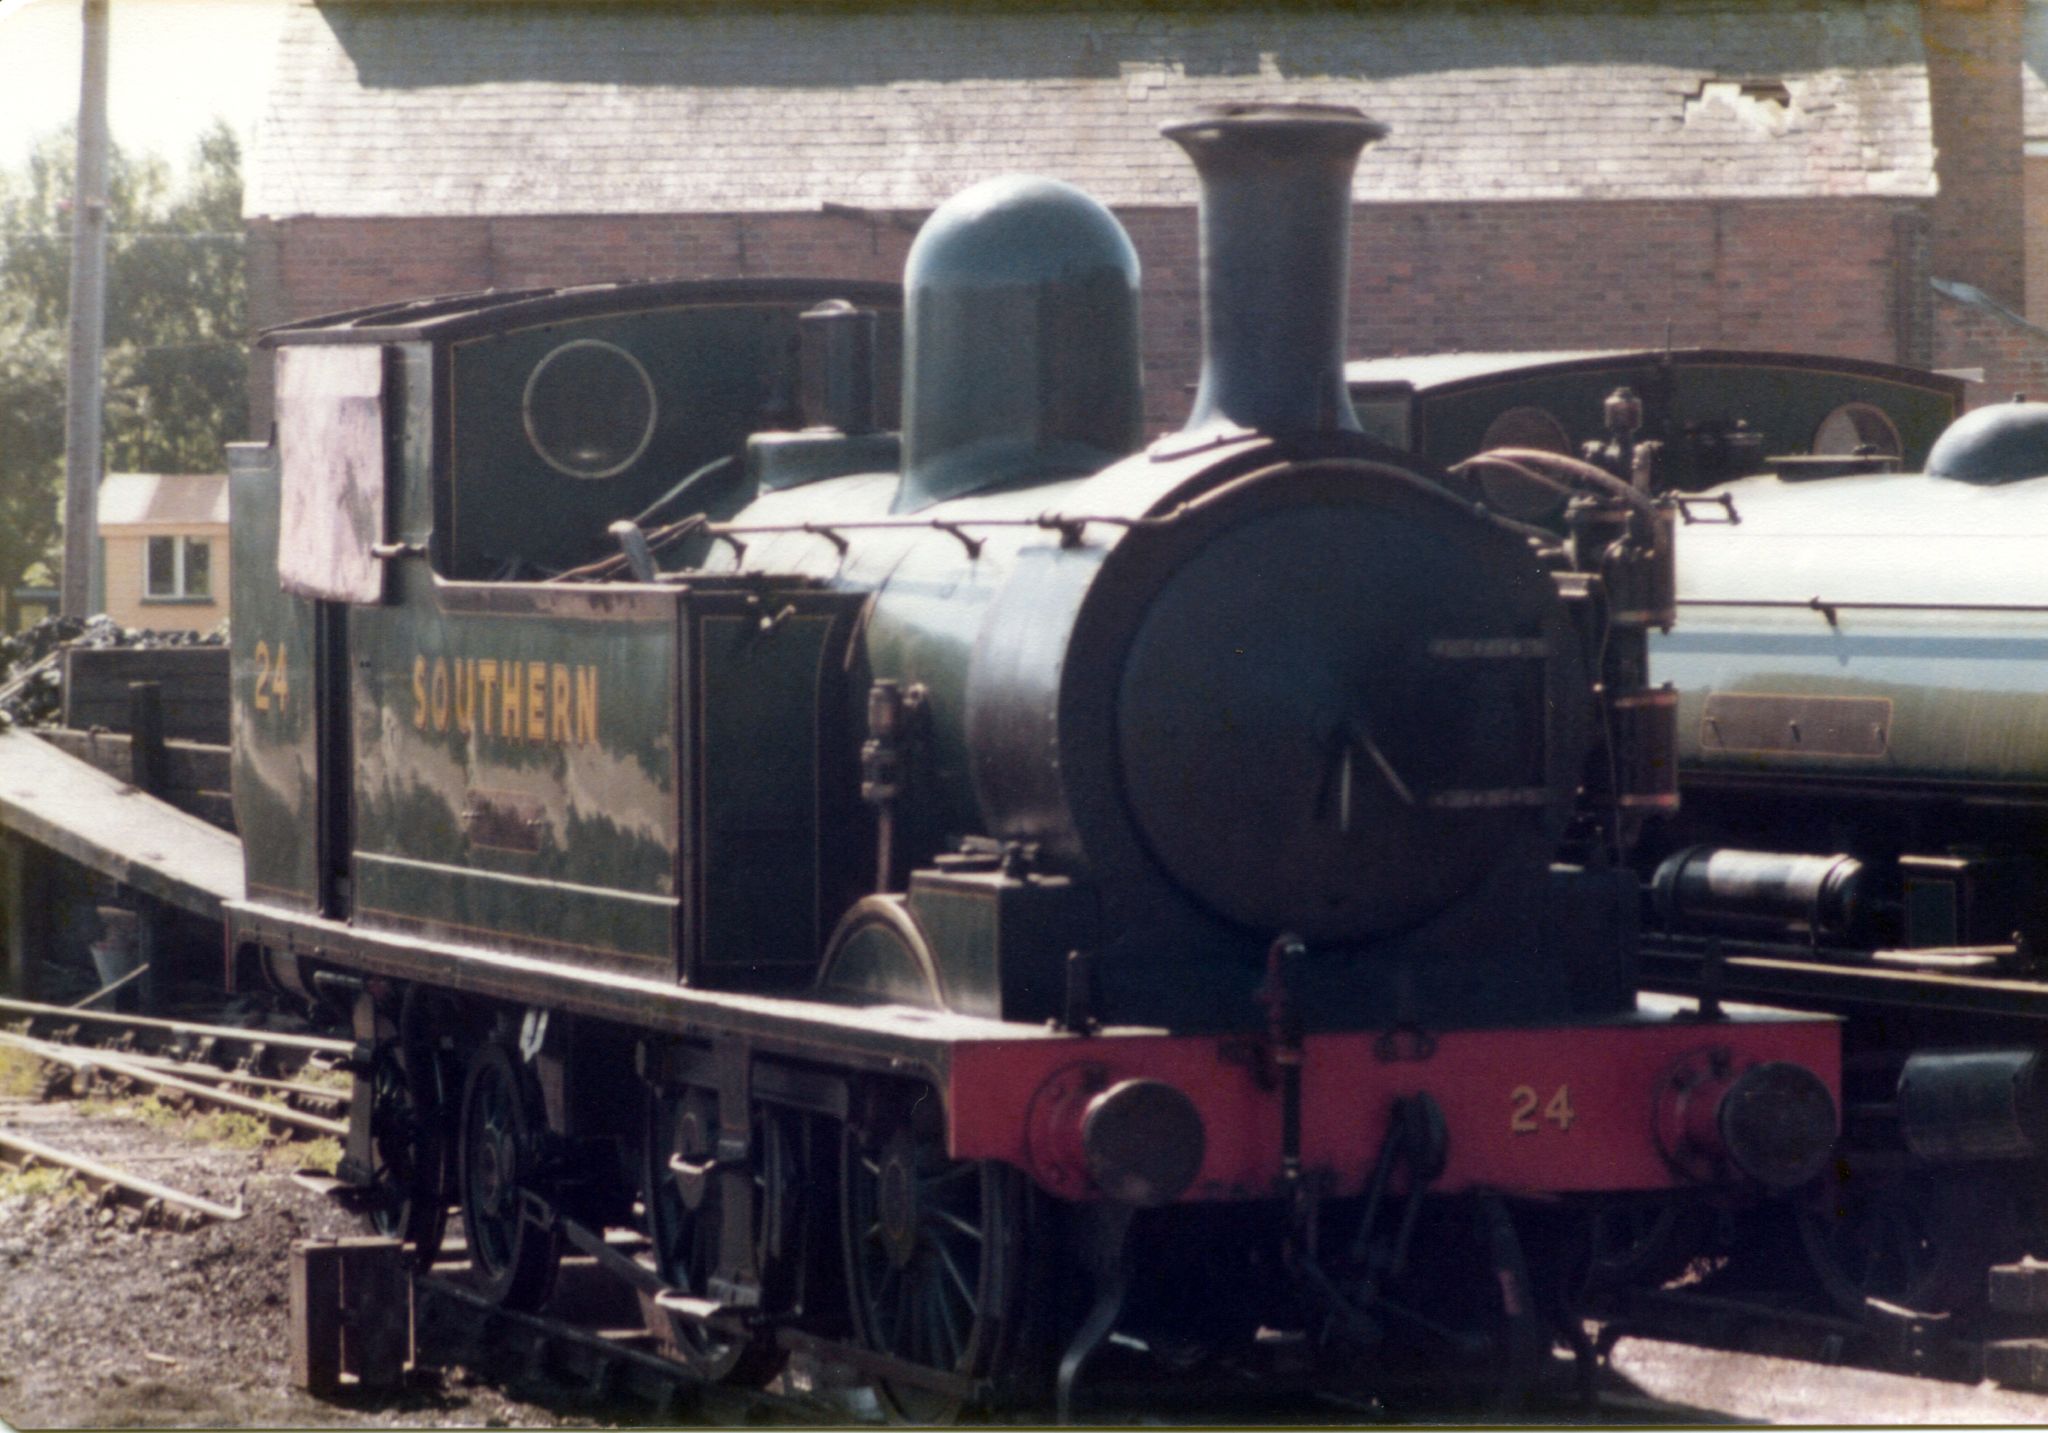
[97,473,230,528]
[247,1,1936,219]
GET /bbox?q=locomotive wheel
[641,1086,790,1385]
[1368,1197,1545,1414]
[363,1044,449,1270]
[1798,1169,1999,1318]
[458,1042,562,1310]
[840,1098,1031,1420]
[1577,1199,1713,1298]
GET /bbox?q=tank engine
[226,104,1839,1413]
[1643,396,2048,1318]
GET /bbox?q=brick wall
[1924,0,2027,307]
[249,194,1926,436]
[1344,197,1918,360]
[245,211,919,434]
[2026,153,2048,323]
[1932,286,2048,407]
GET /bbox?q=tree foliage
[0,121,245,617]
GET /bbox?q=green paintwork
[242,285,903,978]
[1653,466,2048,788]
[227,441,321,911]
[716,468,1100,855]
[449,305,825,578]
[690,595,864,986]
[348,569,684,971]
[903,870,1089,1023]
[1346,350,1962,486]
[897,175,1141,513]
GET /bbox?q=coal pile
[0,615,225,729]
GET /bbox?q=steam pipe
[1162,103,1387,442]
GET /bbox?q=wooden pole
[61,0,112,620]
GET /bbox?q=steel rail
[113,1052,347,1112]
[0,1128,244,1225]
[0,995,349,1059]
[1,1031,348,1139]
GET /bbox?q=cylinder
[1898,1048,2048,1162]
[1652,846,1865,937]
[1162,103,1387,441]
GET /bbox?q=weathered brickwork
[1924,0,2027,307]
[242,1,2036,436]
[1933,288,2048,409]
[250,194,1922,434]
[2025,154,2048,322]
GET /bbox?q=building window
[145,536,212,600]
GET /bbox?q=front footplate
[948,997,1840,1203]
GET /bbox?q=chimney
[1162,104,1386,442]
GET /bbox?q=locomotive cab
[234,281,903,991]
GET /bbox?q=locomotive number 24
[252,640,290,713]
[1508,1084,1575,1134]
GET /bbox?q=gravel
[0,1088,621,1430]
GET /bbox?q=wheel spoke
[840,1104,1031,1417]
[932,1205,986,1243]
[931,1274,966,1367]
[892,1261,916,1349]
[935,1236,978,1314]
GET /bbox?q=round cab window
[522,339,657,479]
[1811,402,1901,458]
[1480,406,1573,455]
[1475,406,1573,519]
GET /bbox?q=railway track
[1583,1258,2048,1400]
[0,994,348,1079]
[408,1247,1993,1426]
[10,986,2048,1416]
[412,1266,860,1424]
[0,994,348,1233]
[403,1251,1615,1425]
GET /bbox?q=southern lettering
[412,655,599,746]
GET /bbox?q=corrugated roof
[248,2,1936,219]
[98,473,230,528]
